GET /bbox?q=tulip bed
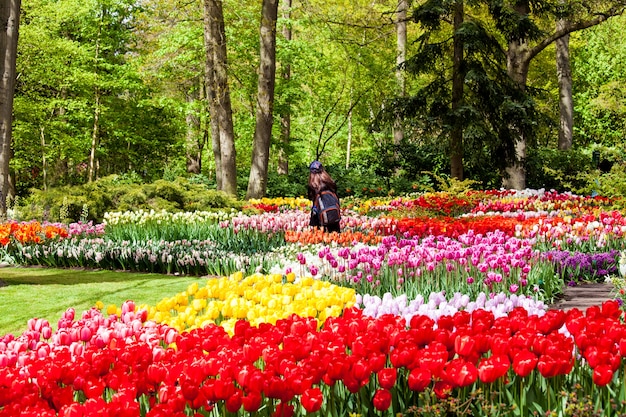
[2,189,626,416]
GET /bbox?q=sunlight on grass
[0,267,210,335]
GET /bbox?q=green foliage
[14,177,244,222]
[526,148,596,191]
[573,15,626,147]
[265,168,308,198]
[426,172,481,194]
[575,162,626,199]
[375,1,539,186]
[116,188,148,211]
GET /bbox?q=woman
[307,160,341,233]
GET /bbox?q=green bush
[149,180,186,209]
[526,147,595,191]
[117,188,148,211]
[14,176,245,222]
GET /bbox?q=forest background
[6,0,626,215]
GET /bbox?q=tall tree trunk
[88,11,103,183]
[0,0,20,217]
[246,0,279,199]
[88,89,101,182]
[393,0,408,146]
[185,80,204,174]
[203,14,222,190]
[504,37,530,190]
[277,0,291,176]
[502,2,532,190]
[40,126,47,190]
[556,19,573,150]
[346,104,352,169]
[204,0,237,196]
[450,0,464,180]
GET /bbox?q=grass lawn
[0,266,208,336]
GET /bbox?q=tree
[204,0,237,196]
[277,0,292,176]
[556,14,573,150]
[0,0,20,216]
[496,0,626,189]
[382,0,533,184]
[246,0,279,199]
[572,15,626,147]
[393,0,409,147]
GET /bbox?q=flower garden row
[2,189,626,416]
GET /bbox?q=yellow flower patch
[131,272,356,335]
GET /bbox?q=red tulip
[225,389,242,413]
[601,300,621,319]
[434,380,453,399]
[445,358,477,388]
[565,310,585,336]
[408,367,431,392]
[537,354,561,378]
[242,391,262,412]
[512,350,537,377]
[372,389,392,411]
[272,401,294,417]
[478,354,510,384]
[350,358,371,383]
[59,403,85,417]
[301,387,323,413]
[368,352,387,373]
[593,364,614,387]
[454,334,476,358]
[390,346,415,368]
[373,367,394,390]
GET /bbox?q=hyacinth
[355,291,548,324]
[542,249,620,285]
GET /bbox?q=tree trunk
[503,37,531,190]
[88,89,101,182]
[0,0,19,217]
[88,11,103,183]
[393,0,408,146]
[277,0,292,176]
[556,19,573,150]
[204,0,237,196]
[185,81,204,174]
[502,1,532,191]
[246,0,279,199]
[203,13,222,190]
[450,0,464,180]
[40,126,47,190]
[346,105,352,169]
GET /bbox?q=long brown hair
[308,169,337,201]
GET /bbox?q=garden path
[549,282,615,311]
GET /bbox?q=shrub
[13,176,245,223]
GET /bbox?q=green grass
[0,266,207,336]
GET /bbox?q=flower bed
[1,188,626,415]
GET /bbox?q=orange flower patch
[285,229,384,246]
[0,221,69,247]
